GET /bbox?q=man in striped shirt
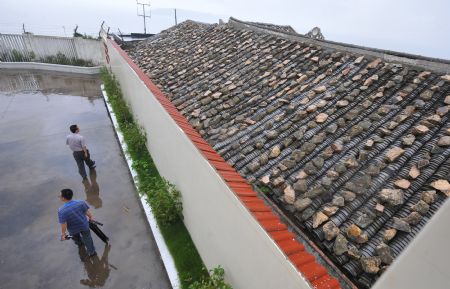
[58,188,97,257]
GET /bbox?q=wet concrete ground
[0,70,171,289]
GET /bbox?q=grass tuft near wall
[1,49,94,67]
[100,68,207,288]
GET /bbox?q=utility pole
[136,1,151,34]
[174,8,177,25]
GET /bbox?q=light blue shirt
[66,133,86,152]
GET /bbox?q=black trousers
[73,150,95,179]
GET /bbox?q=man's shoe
[89,162,96,170]
[88,252,97,257]
[82,177,88,182]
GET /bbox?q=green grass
[258,185,270,194]
[100,68,207,288]
[40,52,94,67]
[159,220,207,286]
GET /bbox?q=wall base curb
[100,84,180,289]
[0,62,101,74]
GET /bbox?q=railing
[0,33,103,66]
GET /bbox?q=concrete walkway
[0,70,171,289]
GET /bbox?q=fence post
[24,34,33,61]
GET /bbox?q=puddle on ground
[0,70,102,98]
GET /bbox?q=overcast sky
[0,0,449,59]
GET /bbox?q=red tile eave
[107,38,342,289]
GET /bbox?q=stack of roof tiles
[125,20,450,288]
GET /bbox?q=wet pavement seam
[0,94,14,119]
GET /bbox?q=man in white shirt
[66,124,96,180]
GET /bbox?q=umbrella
[89,220,109,243]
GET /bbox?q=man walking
[66,124,96,181]
[58,188,97,257]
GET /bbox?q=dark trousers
[72,229,96,256]
[73,150,95,179]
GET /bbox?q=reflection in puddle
[83,169,102,209]
[79,244,116,287]
[1,73,40,92]
[0,70,101,100]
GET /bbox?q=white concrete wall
[105,40,312,289]
[0,34,103,65]
[73,38,103,65]
[25,35,77,59]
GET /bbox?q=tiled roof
[111,38,343,289]
[125,19,450,288]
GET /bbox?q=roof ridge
[242,20,297,34]
[228,17,450,74]
[159,19,212,34]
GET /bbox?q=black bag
[89,220,109,243]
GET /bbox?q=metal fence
[0,34,103,66]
